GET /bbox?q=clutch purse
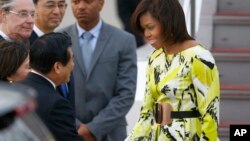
[154,102,173,125]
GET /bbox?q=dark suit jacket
[19,72,83,141]
[61,22,137,141]
[29,30,39,45]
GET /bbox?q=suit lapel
[29,31,39,45]
[0,35,4,40]
[69,25,88,77]
[66,23,111,79]
[87,23,110,79]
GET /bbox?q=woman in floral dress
[125,0,220,140]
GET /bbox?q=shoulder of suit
[56,24,75,33]
[104,23,134,38]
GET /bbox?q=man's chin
[24,35,31,39]
[22,33,33,39]
[50,22,60,28]
[10,33,30,40]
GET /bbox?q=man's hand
[78,123,96,141]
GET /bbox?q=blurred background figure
[0,40,29,83]
[0,0,35,41]
[29,0,67,45]
[116,0,145,48]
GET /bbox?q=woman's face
[8,56,30,82]
[140,12,163,49]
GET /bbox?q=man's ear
[53,62,62,74]
[0,9,9,23]
[0,10,5,21]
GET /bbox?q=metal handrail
[190,0,196,38]
[180,0,203,39]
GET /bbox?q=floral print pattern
[126,45,220,141]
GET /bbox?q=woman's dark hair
[0,40,29,81]
[131,0,193,44]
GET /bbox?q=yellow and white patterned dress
[126,45,220,141]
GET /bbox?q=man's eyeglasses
[44,3,67,10]
[9,10,35,18]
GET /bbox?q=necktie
[81,32,93,72]
[60,83,69,99]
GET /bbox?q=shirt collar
[76,19,102,38]
[30,70,56,89]
[33,25,45,37]
[0,30,12,41]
